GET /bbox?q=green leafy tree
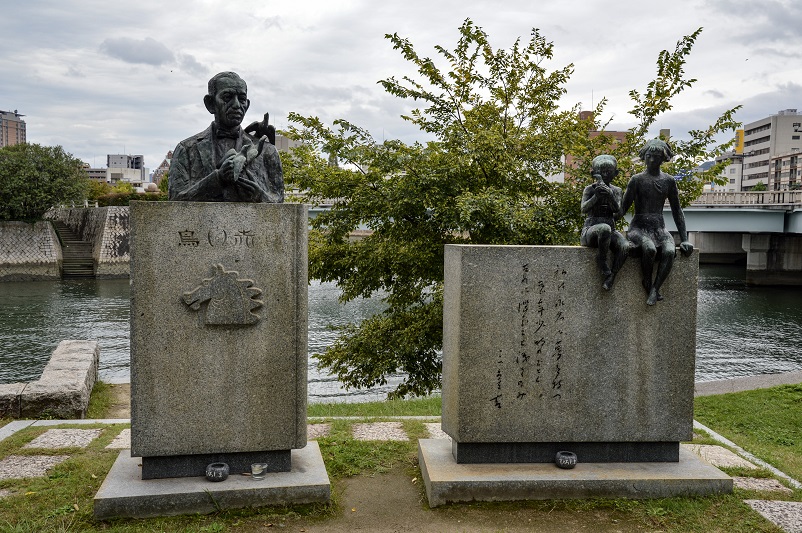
[86,180,113,200]
[0,143,88,221]
[158,171,169,193]
[112,181,135,194]
[285,21,740,398]
[752,180,768,191]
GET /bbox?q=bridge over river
[660,191,802,285]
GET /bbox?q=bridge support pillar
[742,234,802,286]
[688,232,746,264]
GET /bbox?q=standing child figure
[580,155,628,290]
[619,139,693,305]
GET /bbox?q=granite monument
[417,244,731,506]
[95,73,330,519]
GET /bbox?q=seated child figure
[618,139,693,305]
[580,155,628,290]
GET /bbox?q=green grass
[7,419,784,533]
[695,384,802,482]
[86,381,115,419]
[0,388,800,531]
[307,395,441,418]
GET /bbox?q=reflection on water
[695,265,802,382]
[1,266,801,400]
[0,279,130,383]
[0,279,397,402]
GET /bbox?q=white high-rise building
[742,109,802,190]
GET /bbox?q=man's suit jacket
[168,123,284,202]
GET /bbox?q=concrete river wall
[0,207,130,280]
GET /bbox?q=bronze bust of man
[168,72,284,203]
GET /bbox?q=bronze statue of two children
[580,139,693,305]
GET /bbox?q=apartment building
[0,110,26,147]
[770,151,801,190]
[108,154,148,182]
[741,109,802,190]
[710,150,743,192]
[84,153,150,188]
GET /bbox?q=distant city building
[0,110,26,147]
[83,153,149,189]
[108,154,148,182]
[152,150,172,185]
[274,133,302,153]
[710,150,743,192]
[560,111,630,183]
[742,109,802,191]
[770,151,801,190]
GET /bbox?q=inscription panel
[442,245,697,444]
[130,201,307,458]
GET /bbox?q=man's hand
[234,175,262,201]
[218,149,247,184]
[679,241,694,256]
[217,150,238,184]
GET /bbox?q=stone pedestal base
[141,450,290,479]
[419,439,732,508]
[94,443,330,519]
[452,441,679,463]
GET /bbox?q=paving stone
[0,455,70,480]
[734,477,794,494]
[745,499,802,533]
[425,423,450,440]
[24,428,102,449]
[307,424,330,440]
[106,428,131,450]
[352,422,408,441]
[688,444,758,469]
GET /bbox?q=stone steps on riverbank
[52,221,95,278]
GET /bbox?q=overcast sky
[2,0,801,175]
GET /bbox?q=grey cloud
[654,82,802,144]
[99,37,175,65]
[752,47,802,59]
[737,82,802,122]
[178,53,208,75]
[705,0,802,42]
[66,66,85,78]
[263,16,282,30]
[705,89,725,99]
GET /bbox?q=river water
[1,265,800,401]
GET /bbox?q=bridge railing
[691,191,802,207]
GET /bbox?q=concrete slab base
[418,439,732,508]
[94,442,330,519]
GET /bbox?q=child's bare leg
[603,234,628,290]
[596,225,612,277]
[639,238,657,296]
[648,239,675,305]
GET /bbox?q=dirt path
[278,468,645,533]
[99,387,644,531]
[104,383,130,419]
